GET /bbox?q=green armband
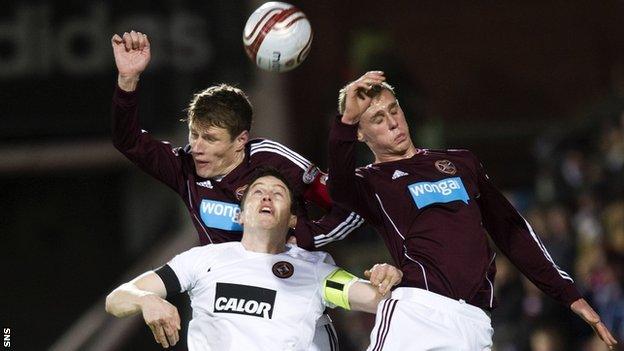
[323,268,358,310]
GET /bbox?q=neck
[374,143,418,163]
[240,228,286,254]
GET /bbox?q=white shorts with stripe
[311,313,339,351]
[366,288,493,351]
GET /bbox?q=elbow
[105,291,122,318]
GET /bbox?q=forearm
[105,282,156,318]
[479,174,581,305]
[327,118,364,210]
[348,281,383,314]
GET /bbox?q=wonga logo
[407,177,470,209]
[200,200,243,231]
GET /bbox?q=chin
[196,167,214,178]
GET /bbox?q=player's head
[239,167,297,234]
[338,82,415,160]
[186,84,253,178]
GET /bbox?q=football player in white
[105,167,402,350]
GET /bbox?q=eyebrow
[250,181,288,193]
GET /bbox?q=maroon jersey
[328,118,581,309]
[111,86,363,248]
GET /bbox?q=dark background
[1,1,623,350]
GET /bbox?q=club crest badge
[272,261,294,279]
[435,159,456,175]
[235,185,249,201]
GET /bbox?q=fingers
[111,34,123,45]
[149,323,169,348]
[163,323,179,347]
[571,299,618,349]
[149,320,180,348]
[595,322,618,349]
[366,263,403,295]
[347,71,386,102]
[117,30,149,52]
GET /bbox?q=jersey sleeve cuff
[330,116,359,142]
[154,264,182,298]
[113,84,139,107]
[560,283,583,307]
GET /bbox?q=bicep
[130,271,167,299]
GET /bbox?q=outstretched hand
[111,30,151,91]
[364,263,403,296]
[571,298,618,350]
[341,71,386,125]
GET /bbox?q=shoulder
[284,244,336,266]
[354,163,378,178]
[248,138,311,171]
[181,242,238,259]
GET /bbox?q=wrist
[118,74,140,92]
[137,291,160,309]
[340,114,359,125]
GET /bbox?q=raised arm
[111,30,151,92]
[105,271,181,349]
[327,72,386,220]
[111,31,187,192]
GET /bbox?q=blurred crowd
[492,111,624,351]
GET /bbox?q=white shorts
[310,313,339,351]
[366,288,493,351]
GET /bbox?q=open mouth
[259,206,273,215]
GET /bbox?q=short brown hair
[240,166,297,214]
[337,82,396,115]
[186,84,253,140]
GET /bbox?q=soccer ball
[243,2,313,73]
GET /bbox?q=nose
[262,194,273,202]
[191,138,204,154]
[387,115,398,129]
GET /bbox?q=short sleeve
[165,246,207,293]
[315,252,338,283]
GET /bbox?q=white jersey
[167,242,339,351]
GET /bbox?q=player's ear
[234,130,249,151]
[357,128,366,142]
[237,208,244,225]
[288,214,297,229]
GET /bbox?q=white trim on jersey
[374,194,405,240]
[314,212,364,247]
[250,140,312,171]
[187,180,213,244]
[485,252,496,308]
[521,217,573,282]
[404,252,430,291]
[375,193,430,291]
